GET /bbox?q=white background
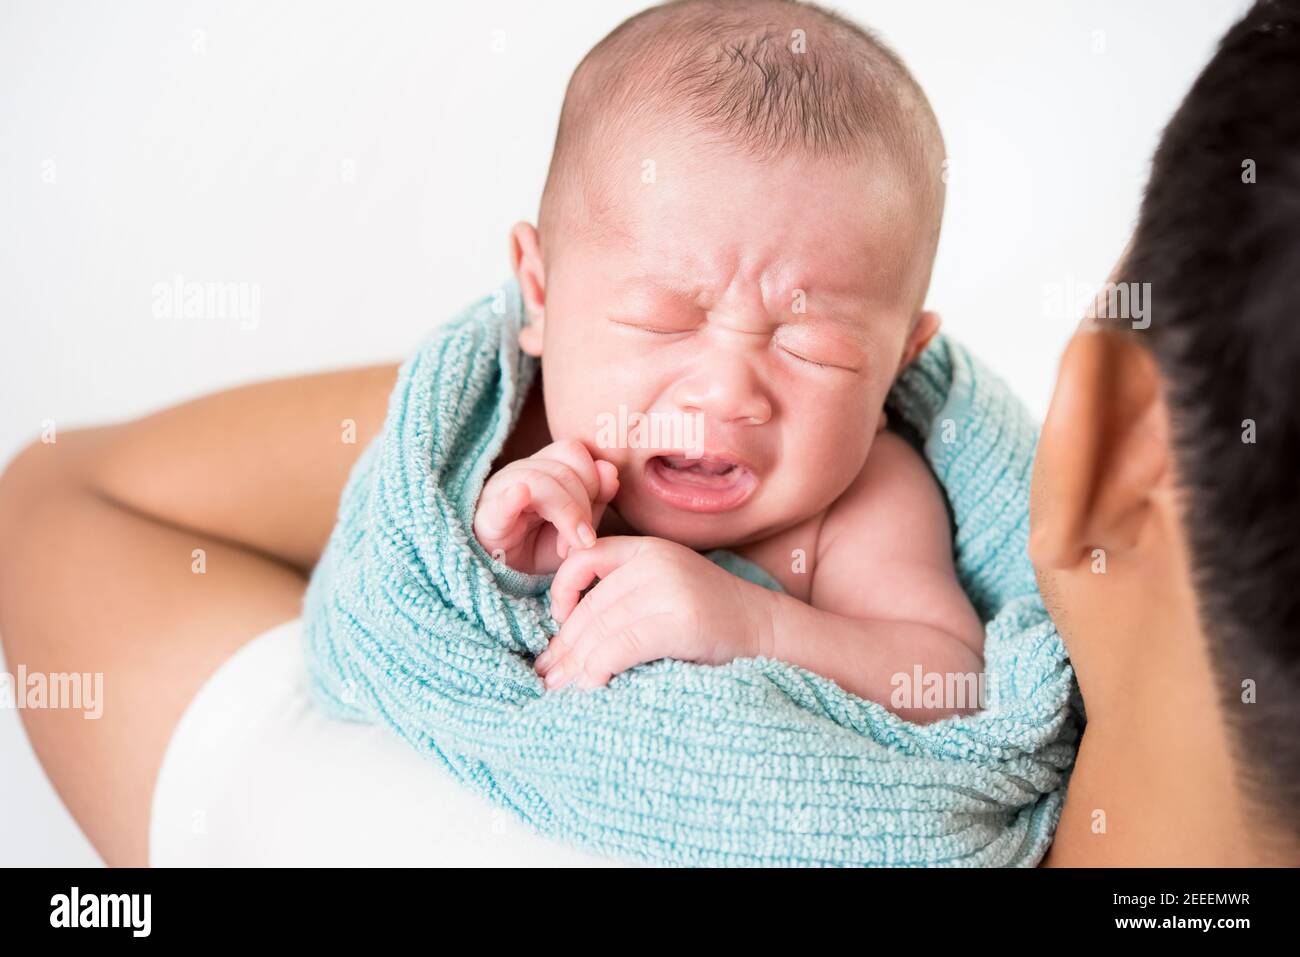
[0,0,1249,865]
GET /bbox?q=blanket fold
[302,277,1079,866]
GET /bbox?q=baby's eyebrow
[777,290,872,327]
[611,275,700,305]
[611,275,872,334]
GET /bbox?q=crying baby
[472,0,985,723]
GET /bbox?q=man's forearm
[752,589,986,723]
[85,364,398,573]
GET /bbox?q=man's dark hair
[1127,0,1300,836]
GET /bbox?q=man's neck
[1045,523,1268,866]
[1048,651,1255,865]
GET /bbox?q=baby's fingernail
[545,664,565,688]
[576,523,595,547]
[535,649,552,670]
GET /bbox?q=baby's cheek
[819,388,876,446]
[793,413,875,490]
[552,388,633,466]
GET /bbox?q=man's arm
[0,363,397,865]
[83,364,399,573]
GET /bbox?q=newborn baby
[473,0,984,722]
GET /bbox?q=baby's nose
[671,366,772,426]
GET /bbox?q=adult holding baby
[1031,0,1300,865]
[0,0,1296,867]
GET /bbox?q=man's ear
[510,221,546,357]
[1029,326,1170,570]
[899,310,940,372]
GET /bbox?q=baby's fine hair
[539,0,946,251]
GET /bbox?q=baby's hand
[535,536,765,689]
[473,440,620,576]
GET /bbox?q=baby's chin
[613,512,751,552]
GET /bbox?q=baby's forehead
[573,148,922,284]
[588,128,912,226]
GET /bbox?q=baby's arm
[757,430,985,722]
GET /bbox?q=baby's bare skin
[472,119,984,719]
[479,374,984,722]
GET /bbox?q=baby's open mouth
[642,454,757,512]
[656,455,737,480]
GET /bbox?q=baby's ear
[510,221,546,356]
[518,311,544,357]
[899,310,940,372]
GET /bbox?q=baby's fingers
[518,471,597,557]
[549,536,641,623]
[590,459,621,529]
[474,481,532,548]
[534,439,604,505]
[595,460,620,504]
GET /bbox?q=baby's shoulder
[831,429,936,511]
[818,428,952,567]
[821,431,946,540]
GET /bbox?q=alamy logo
[151,274,261,329]
[594,406,704,457]
[889,666,994,712]
[1091,281,1152,329]
[0,667,103,719]
[1042,278,1152,330]
[50,887,151,937]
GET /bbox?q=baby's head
[512,0,946,550]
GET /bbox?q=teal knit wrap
[302,278,1080,866]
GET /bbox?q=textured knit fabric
[302,277,1080,867]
